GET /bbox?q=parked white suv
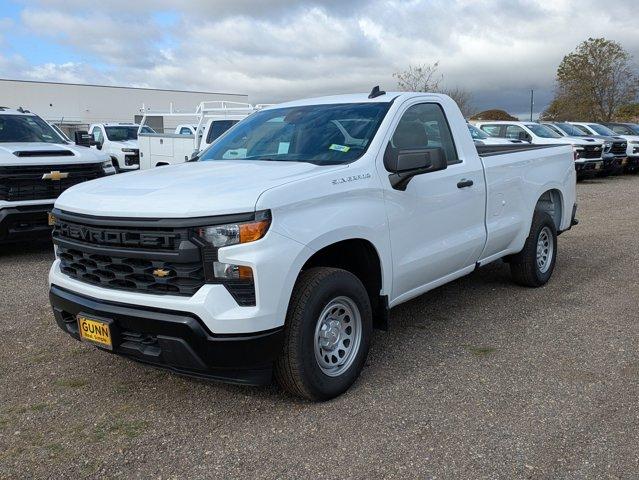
[474,121,604,177]
[0,108,114,243]
[49,91,577,400]
[88,123,155,172]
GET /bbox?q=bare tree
[393,62,442,92]
[393,62,475,117]
[440,86,475,118]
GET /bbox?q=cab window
[505,125,527,140]
[480,125,502,137]
[391,103,460,165]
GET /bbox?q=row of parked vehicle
[468,120,639,179]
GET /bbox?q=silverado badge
[42,171,69,181]
[153,269,171,278]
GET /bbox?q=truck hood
[55,160,346,218]
[0,142,108,166]
[110,139,139,149]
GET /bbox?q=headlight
[196,211,271,248]
[630,141,639,145]
[121,148,137,153]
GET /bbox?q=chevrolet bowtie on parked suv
[49,90,577,400]
[0,108,115,244]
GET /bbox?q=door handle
[457,179,474,188]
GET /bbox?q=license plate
[77,315,113,350]
[48,212,56,226]
[594,162,601,170]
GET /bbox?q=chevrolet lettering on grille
[56,222,178,249]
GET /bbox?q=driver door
[381,102,487,302]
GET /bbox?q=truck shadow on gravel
[0,239,53,257]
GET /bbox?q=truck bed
[476,143,570,157]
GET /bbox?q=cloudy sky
[1,0,638,117]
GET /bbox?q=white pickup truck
[137,102,261,170]
[0,108,114,244]
[88,123,155,172]
[48,90,577,400]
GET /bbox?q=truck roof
[0,107,37,116]
[268,92,449,109]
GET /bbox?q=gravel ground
[1,175,638,479]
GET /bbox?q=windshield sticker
[329,144,350,153]
[222,148,247,159]
[278,142,290,154]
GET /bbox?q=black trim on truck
[476,144,571,157]
[51,208,259,305]
[0,204,53,243]
[49,285,284,385]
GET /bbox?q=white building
[0,78,248,134]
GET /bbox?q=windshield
[199,102,391,165]
[105,125,154,141]
[554,123,586,136]
[0,114,63,143]
[588,124,616,136]
[627,124,639,135]
[525,124,561,138]
[467,124,488,139]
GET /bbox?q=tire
[111,158,121,173]
[274,267,372,401]
[509,211,557,287]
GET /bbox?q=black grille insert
[580,145,603,159]
[0,163,105,201]
[57,245,205,296]
[611,142,627,155]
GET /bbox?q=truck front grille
[57,246,204,296]
[580,145,603,159]
[610,142,627,155]
[53,213,204,297]
[52,209,258,305]
[0,163,104,202]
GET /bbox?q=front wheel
[274,267,372,401]
[509,211,558,287]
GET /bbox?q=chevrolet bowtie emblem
[153,269,171,278]
[42,171,69,181]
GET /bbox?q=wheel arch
[535,188,564,231]
[296,237,389,330]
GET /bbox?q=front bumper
[575,159,602,177]
[0,203,53,243]
[50,285,284,385]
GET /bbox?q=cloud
[1,0,638,115]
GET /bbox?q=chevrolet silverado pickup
[48,90,577,400]
[0,108,114,244]
[88,123,155,172]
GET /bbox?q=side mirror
[74,131,97,147]
[384,143,447,190]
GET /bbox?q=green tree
[469,109,518,121]
[542,38,639,121]
[615,103,639,122]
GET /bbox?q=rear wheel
[274,267,372,401]
[509,211,557,287]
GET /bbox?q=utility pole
[530,89,534,121]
